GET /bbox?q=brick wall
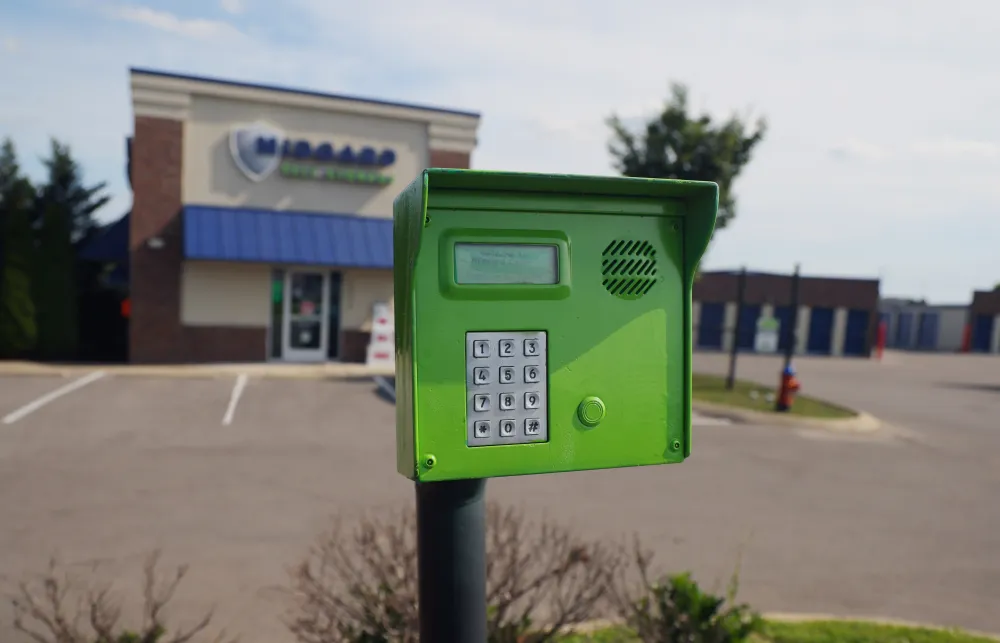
[129,116,185,363]
[429,149,471,169]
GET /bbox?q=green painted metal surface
[394,169,718,482]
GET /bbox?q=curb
[692,400,882,433]
[566,613,1000,640]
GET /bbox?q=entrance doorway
[280,270,345,362]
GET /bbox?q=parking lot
[0,352,999,641]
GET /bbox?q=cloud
[103,5,243,40]
[220,0,245,15]
[909,138,1000,161]
[828,138,891,162]
[4,0,1000,301]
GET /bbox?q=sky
[1,0,998,303]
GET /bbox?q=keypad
[466,331,548,446]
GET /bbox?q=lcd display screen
[454,243,559,285]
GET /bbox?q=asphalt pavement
[0,351,996,641]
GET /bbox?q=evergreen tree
[31,139,109,360]
[0,139,38,357]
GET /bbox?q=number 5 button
[524,365,541,383]
[499,366,515,384]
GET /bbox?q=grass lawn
[692,373,857,420]
[560,620,999,642]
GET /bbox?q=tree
[0,139,38,357]
[607,83,767,231]
[30,139,110,360]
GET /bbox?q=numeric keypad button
[472,340,490,358]
[474,421,491,438]
[524,418,541,436]
[499,419,515,437]
[473,394,490,412]
[524,365,540,383]
[524,339,540,356]
[499,339,515,357]
[524,392,540,409]
[499,393,516,410]
[499,366,515,384]
[473,367,490,385]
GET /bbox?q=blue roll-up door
[736,304,762,351]
[916,312,940,350]
[895,312,914,349]
[807,307,835,354]
[843,309,870,356]
[697,302,725,349]
[972,314,995,353]
[775,306,795,351]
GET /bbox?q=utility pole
[776,264,801,412]
[725,267,747,391]
[782,264,801,374]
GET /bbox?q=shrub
[6,551,234,643]
[607,538,762,643]
[283,504,620,643]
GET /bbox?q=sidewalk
[0,360,395,380]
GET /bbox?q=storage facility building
[878,298,967,352]
[693,270,880,357]
[126,68,480,364]
[969,289,1000,354]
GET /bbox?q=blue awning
[183,204,393,268]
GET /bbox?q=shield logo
[229,121,285,182]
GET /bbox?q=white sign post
[366,302,395,371]
[754,316,781,354]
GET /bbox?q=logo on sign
[228,121,396,185]
[230,121,285,182]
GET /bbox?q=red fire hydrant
[776,365,800,412]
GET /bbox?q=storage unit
[697,302,725,349]
[972,314,995,353]
[806,307,835,354]
[843,309,870,356]
[736,304,761,351]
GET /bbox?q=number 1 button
[472,340,490,358]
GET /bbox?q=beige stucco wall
[181,261,392,333]
[341,270,393,331]
[181,261,271,327]
[182,95,428,217]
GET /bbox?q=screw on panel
[423,454,437,468]
[671,440,681,451]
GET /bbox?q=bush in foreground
[283,504,619,643]
[6,551,233,643]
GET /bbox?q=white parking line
[222,373,249,426]
[2,370,107,424]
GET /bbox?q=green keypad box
[394,170,718,483]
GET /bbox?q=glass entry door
[282,271,329,362]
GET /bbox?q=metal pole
[782,264,801,373]
[725,267,747,390]
[416,478,487,643]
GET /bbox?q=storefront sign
[229,121,395,186]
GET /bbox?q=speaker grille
[602,239,658,299]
